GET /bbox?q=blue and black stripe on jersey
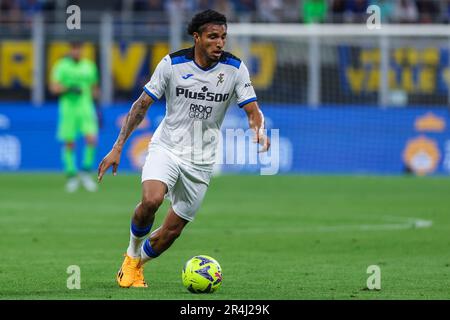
[169,47,241,70]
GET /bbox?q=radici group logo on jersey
[189,104,213,120]
[176,86,231,120]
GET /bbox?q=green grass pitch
[0,173,449,300]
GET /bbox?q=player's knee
[141,194,164,213]
[85,135,97,146]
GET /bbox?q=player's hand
[97,146,121,182]
[66,86,82,95]
[253,127,270,153]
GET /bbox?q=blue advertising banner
[0,103,449,175]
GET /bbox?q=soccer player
[50,42,100,193]
[97,9,270,288]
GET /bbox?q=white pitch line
[189,216,433,234]
[309,218,433,233]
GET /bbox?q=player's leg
[139,165,211,266]
[117,144,179,288]
[118,180,167,288]
[79,134,98,192]
[79,109,99,192]
[62,141,77,176]
[62,141,79,192]
[82,134,97,172]
[140,207,189,265]
[127,179,167,258]
[58,108,78,192]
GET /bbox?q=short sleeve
[143,55,171,101]
[234,62,257,108]
[51,60,64,84]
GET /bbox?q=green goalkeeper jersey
[51,56,98,111]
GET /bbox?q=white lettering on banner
[443,140,450,173]
[0,135,21,170]
[0,114,10,129]
[278,137,293,172]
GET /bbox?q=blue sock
[127,222,152,258]
[130,222,152,238]
[141,238,160,263]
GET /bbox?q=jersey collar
[187,47,221,72]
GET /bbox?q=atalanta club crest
[216,73,224,86]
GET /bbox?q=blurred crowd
[0,0,450,24]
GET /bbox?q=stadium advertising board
[1,104,449,176]
[0,41,275,98]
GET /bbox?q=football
[182,255,223,293]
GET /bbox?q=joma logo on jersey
[189,103,212,120]
[176,87,230,102]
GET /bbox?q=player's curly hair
[187,9,227,35]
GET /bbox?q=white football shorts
[141,143,212,222]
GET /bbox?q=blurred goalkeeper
[50,42,100,193]
[97,9,270,288]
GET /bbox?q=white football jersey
[143,47,257,170]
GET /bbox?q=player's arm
[49,61,65,95]
[91,62,100,100]
[243,101,270,152]
[97,92,154,181]
[49,79,82,96]
[92,85,100,100]
[49,81,66,95]
[234,60,269,152]
[49,60,83,96]
[98,54,169,181]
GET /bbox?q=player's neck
[194,48,216,69]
